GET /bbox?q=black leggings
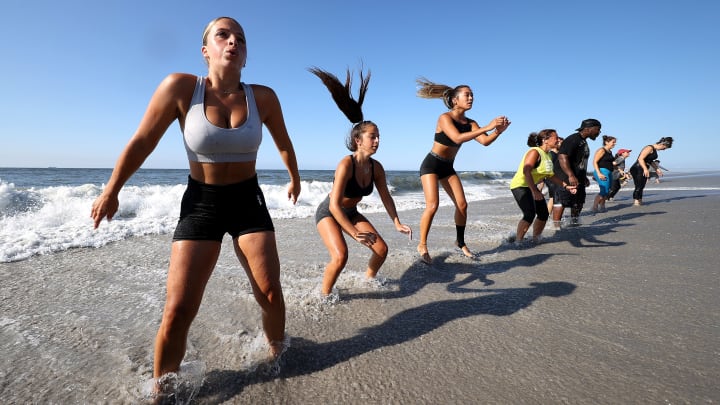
[512,187,549,223]
[608,178,621,199]
[629,164,648,200]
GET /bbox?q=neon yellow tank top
[510,147,554,189]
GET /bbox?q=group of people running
[88,17,674,399]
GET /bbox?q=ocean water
[2,168,718,403]
[0,167,515,263]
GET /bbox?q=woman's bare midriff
[188,161,257,185]
[431,143,460,161]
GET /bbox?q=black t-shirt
[553,132,589,181]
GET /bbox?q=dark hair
[658,137,673,148]
[602,135,616,144]
[527,129,557,147]
[309,66,375,151]
[416,77,470,110]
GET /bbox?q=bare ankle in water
[417,244,432,264]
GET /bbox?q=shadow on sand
[196,280,575,403]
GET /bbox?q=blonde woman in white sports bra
[90,17,300,394]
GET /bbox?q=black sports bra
[434,118,474,147]
[343,156,375,198]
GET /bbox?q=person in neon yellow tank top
[510,130,576,243]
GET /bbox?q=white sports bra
[183,76,262,162]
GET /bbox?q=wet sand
[1,173,719,403]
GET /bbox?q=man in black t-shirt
[552,118,601,226]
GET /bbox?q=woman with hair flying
[629,137,674,206]
[90,17,300,387]
[309,66,412,297]
[415,78,510,263]
[510,130,575,243]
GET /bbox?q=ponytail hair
[527,129,557,147]
[308,66,370,124]
[658,136,674,148]
[416,77,469,110]
[309,65,376,151]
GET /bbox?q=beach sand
[1,173,718,404]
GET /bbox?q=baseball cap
[576,118,601,131]
[617,149,631,154]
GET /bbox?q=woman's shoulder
[162,73,198,85]
[333,155,354,178]
[157,73,198,95]
[246,83,277,96]
[246,84,280,108]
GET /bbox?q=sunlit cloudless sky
[1,0,718,172]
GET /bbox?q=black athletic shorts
[173,175,274,241]
[314,195,361,225]
[420,152,456,179]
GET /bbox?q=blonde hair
[416,77,470,110]
[202,16,241,45]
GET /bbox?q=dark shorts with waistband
[420,152,456,179]
[173,175,274,241]
[314,195,362,225]
[555,184,587,208]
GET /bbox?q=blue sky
[1,0,717,172]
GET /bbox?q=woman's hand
[495,116,511,134]
[396,224,413,241]
[354,231,377,247]
[598,172,607,181]
[91,193,119,229]
[287,178,301,204]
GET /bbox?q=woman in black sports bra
[310,66,412,297]
[629,137,673,205]
[415,78,511,264]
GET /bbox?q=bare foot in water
[417,244,432,264]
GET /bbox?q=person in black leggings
[628,137,674,206]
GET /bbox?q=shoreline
[1,173,718,403]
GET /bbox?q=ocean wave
[0,173,509,262]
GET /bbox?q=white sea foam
[0,176,507,262]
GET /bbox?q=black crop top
[343,156,375,198]
[434,118,474,147]
[597,148,615,171]
[638,145,658,166]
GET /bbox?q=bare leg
[441,175,473,257]
[418,174,439,264]
[546,197,554,216]
[532,220,547,242]
[353,217,388,279]
[154,240,221,378]
[516,219,531,242]
[233,231,286,357]
[552,205,564,229]
[316,217,349,295]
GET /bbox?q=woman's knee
[423,200,440,215]
[161,301,199,332]
[329,247,349,267]
[455,199,468,213]
[373,240,388,259]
